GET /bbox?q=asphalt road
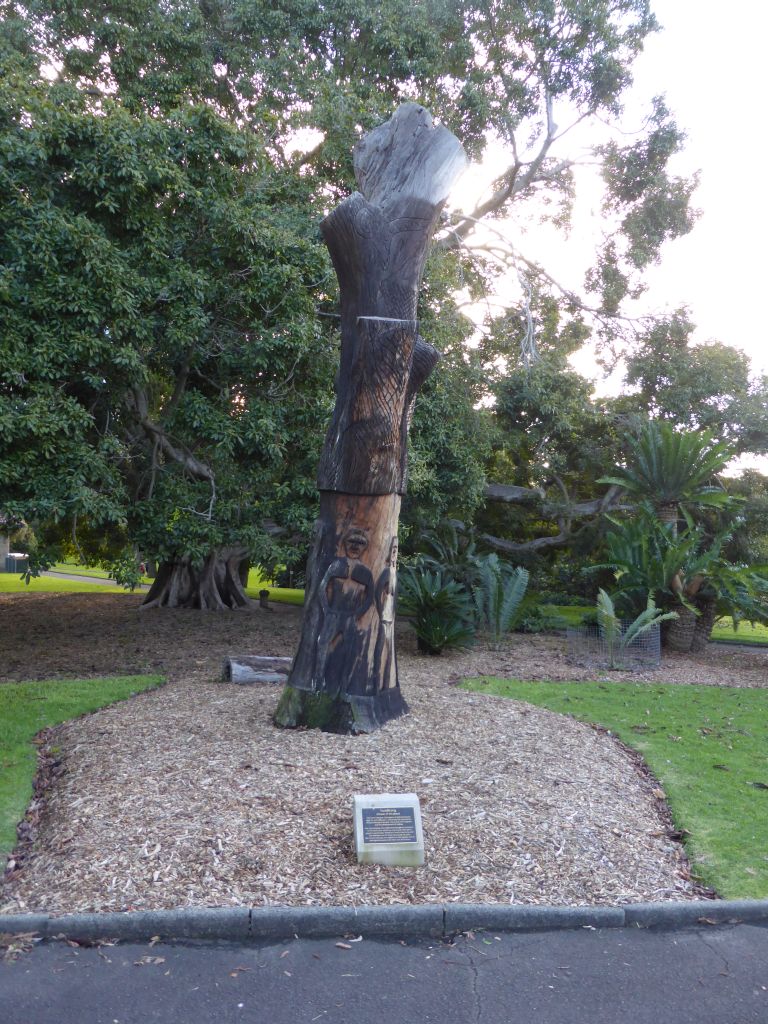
[2,923,767,1024]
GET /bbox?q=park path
[42,571,149,590]
[1,923,767,1024]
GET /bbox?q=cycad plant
[592,507,768,652]
[397,568,475,655]
[412,522,484,594]
[596,589,678,669]
[471,555,529,645]
[599,421,736,532]
[401,525,531,652]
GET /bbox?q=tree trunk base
[141,548,253,610]
[665,605,697,653]
[691,596,717,653]
[274,684,408,735]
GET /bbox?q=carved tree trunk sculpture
[275,104,467,733]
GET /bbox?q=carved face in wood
[342,527,369,561]
[388,536,398,567]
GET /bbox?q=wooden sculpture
[275,104,467,733]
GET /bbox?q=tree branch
[131,389,217,518]
[480,529,572,554]
[452,221,652,334]
[484,483,545,505]
[443,93,569,246]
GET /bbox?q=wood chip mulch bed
[3,592,766,916]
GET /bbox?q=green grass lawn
[540,603,589,626]
[462,677,768,900]
[0,567,305,603]
[710,618,768,645]
[41,563,306,605]
[245,568,304,606]
[0,574,120,594]
[0,675,164,861]
[49,561,117,580]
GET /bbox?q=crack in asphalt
[461,942,484,1024]
[696,928,734,978]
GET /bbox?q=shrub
[514,606,570,633]
[397,568,475,655]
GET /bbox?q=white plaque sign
[353,793,424,867]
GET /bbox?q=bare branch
[444,100,565,245]
[452,218,652,333]
[484,483,545,504]
[131,389,217,518]
[484,482,628,522]
[480,530,572,554]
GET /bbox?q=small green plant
[596,588,678,669]
[515,605,572,633]
[471,556,529,644]
[398,569,475,655]
[411,522,484,594]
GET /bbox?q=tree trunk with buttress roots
[142,547,252,611]
[132,387,256,612]
[275,104,467,733]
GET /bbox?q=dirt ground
[1,592,766,914]
[1,591,766,688]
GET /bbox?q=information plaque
[353,793,424,867]
[361,806,418,845]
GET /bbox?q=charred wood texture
[276,105,467,733]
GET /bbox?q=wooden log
[276,105,467,734]
[223,655,292,684]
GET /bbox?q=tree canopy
[2,0,764,605]
[613,310,768,454]
[0,49,336,600]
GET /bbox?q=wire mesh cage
[566,621,662,671]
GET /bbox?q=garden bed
[1,592,766,915]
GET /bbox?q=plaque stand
[353,793,424,867]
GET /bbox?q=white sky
[629,0,768,376]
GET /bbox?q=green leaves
[596,507,768,634]
[595,587,677,668]
[599,421,737,516]
[0,56,334,571]
[471,558,529,644]
[402,526,530,649]
[397,568,476,655]
[614,312,768,455]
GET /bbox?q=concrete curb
[1,900,767,943]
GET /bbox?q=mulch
[1,591,764,915]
